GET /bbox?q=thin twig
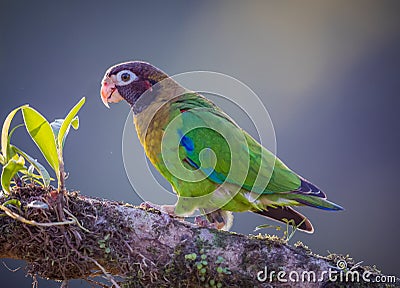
[2,261,21,272]
[88,258,121,288]
[0,204,76,227]
[63,208,91,233]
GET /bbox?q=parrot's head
[100,61,169,108]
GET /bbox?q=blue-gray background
[1,1,399,286]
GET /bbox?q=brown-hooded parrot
[100,61,343,232]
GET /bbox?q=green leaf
[50,119,64,145]
[0,154,4,165]
[1,155,25,194]
[28,164,34,174]
[254,224,275,231]
[184,253,197,261]
[6,124,24,161]
[22,107,59,175]
[1,105,28,162]
[11,145,51,187]
[57,97,85,150]
[71,116,79,130]
[50,116,79,149]
[2,199,21,209]
[21,170,51,182]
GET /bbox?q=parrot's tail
[285,194,344,211]
[254,206,314,233]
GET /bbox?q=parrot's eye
[115,70,138,86]
[121,73,130,82]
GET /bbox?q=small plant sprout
[282,218,306,243]
[0,106,49,193]
[254,223,282,232]
[1,106,27,193]
[22,97,85,191]
[184,253,197,261]
[254,218,305,243]
[0,154,25,194]
[0,97,85,194]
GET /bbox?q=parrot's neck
[132,79,186,115]
[132,94,156,114]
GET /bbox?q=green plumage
[135,92,342,232]
[103,61,343,232]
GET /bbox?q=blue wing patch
[178,130,194,152]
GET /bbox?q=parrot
[100,61,343,233]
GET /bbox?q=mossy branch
[0,185,398,288]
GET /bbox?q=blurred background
[1,0,399,286]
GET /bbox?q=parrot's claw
[194,216,219,230]
[139,201,184,220]
[140,201,161,211]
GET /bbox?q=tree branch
[0,185,398,287]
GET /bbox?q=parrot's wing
[243,132,327,197]
[170,92,343,212]
[171,93,314,196]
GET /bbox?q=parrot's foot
[139,201,183,220]
[194,216,220,230]
[194,209,234,230]
[139,201,159,211]
[200,209,234,231]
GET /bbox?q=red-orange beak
[100,76,124,108]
